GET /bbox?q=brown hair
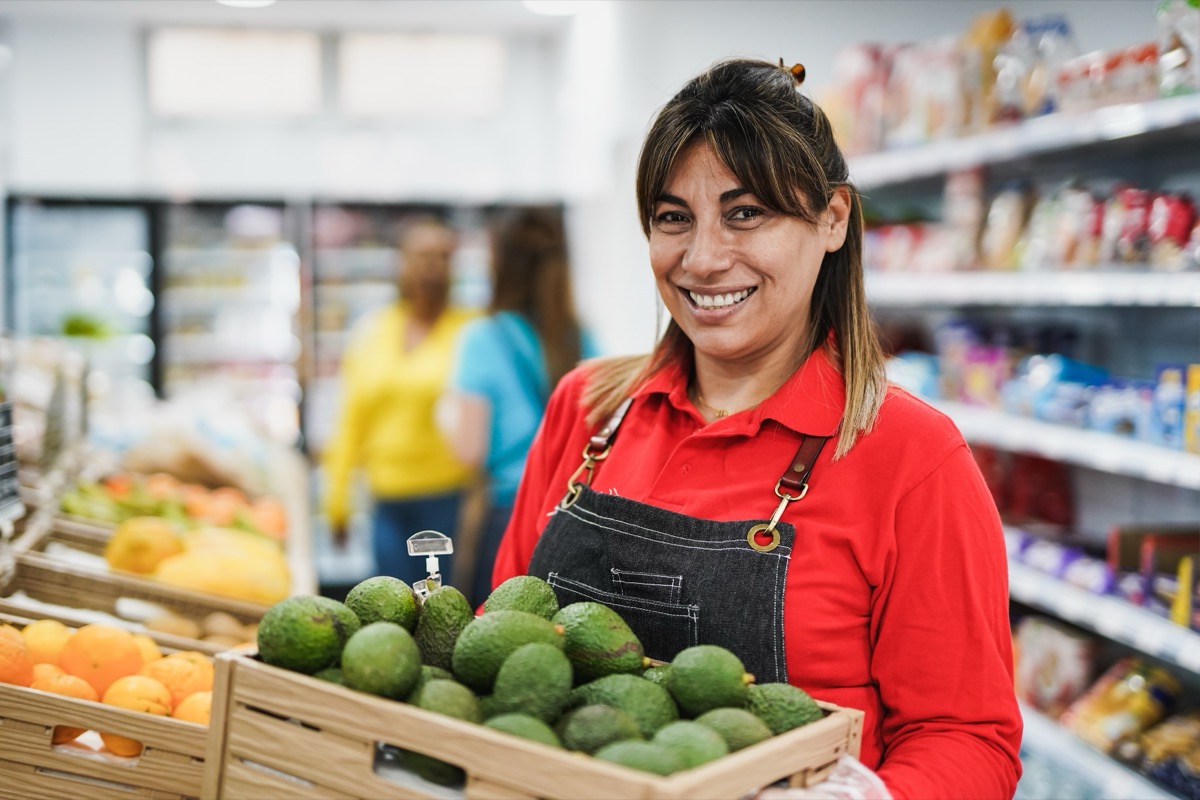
[489,206,584,386]
[583,57,886,458]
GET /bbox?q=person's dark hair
[585,57,886,457]
[489,206,584,387]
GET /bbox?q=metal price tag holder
[407,530,453,601]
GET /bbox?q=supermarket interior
[0,0,1197,798]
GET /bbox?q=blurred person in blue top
[439,207,598,606]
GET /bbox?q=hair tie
[777,58,806,87]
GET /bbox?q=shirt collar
[634,344,845,437]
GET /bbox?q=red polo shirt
[493,348,1022,799]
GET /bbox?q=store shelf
[850,93,1200,187]
[1018,700,1178,800]
[1009,559,1200,674]
[164,333,300,364]
[935,400,1200,490]
[161,285,285,310]
[867,270,1200,308]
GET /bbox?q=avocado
[414,585,474,671]
[340,622,422,700]
[345,575,420,632]
[593,740,682,776]
[568,673,679,738]
[407,664,455,698]
[556,704,642,754]
[665,644,753,717]
[642,664,671,685]
[483,575,560,619]
[407,678,483,724]
[257,595,361,674]
[747,682,824,735]
[489,642,573,723]
[402,678,483,787]
[651,720,729,768]
[551,602,646,684]
[312,667,347,686]
[484,714,563,748]
[694,707,773,751]
[451,610,565,693]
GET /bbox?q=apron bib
[526,398,828,684]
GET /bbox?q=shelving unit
[935,401,1200,490]
[855,86,1200,800]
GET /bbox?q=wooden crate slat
[220,758,359,800]
[212,654,862,800]
[0,757,191,800]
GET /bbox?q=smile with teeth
[687,288,754,309]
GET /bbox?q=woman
[441,207,597,607]
[491,59,1022,798]
[323,215,477,589]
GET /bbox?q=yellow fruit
[21,619,73,665]
[100,675,172,756]
[154,548,290,604]
[172,690,212,725]
[144,613,203,640]
[105,517,184,574]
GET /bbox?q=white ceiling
[0,0,573,34]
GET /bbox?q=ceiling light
[215,0,278,8]
[522,0,582,15]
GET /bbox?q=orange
[247,496,288,541]
[21,619,73,665]
[171,690,212,726]
[32,663,65,682]
[139,655,212,707]
[0,630,33,687]
[59,624,144,696]
[100,675,172,756]
[164,651,215,688]
[143,472,181,501]
[132,634,163,665]
[0,624,23,646]
[31,671,99,743]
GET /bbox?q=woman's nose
[681,221,732,276]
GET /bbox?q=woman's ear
[823,186,852,253]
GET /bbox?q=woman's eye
[653,210,689,228]
[728,206,764,224]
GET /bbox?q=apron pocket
[548,572,699,663]
[610,568,682,605]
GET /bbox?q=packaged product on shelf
[1114,709,1200,798]
[1060,657,1182,753]
[1100,185,1154,265]
[943,167,987,270]
[991,14,1079,121]
[1150,364,1188,449]
[979,181,1036,270]
[962,6,1017,129]
[822,43,891,155]
[1052,183,1104,268]
[884,38,971,148]
[1184,363,1200,454]
[1157,0,1200,97]
[1013,616,1100,719]
[1148,191,1198,270]
[1087,379,1155,440]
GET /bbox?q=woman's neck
[690,346,808,420]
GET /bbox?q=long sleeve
[871,443,1022,799]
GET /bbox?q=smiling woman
[489,57,1023,800]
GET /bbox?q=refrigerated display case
[4,198,159,399]
[158,201,303,447]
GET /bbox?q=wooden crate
[0,611,209,800]
[0,544,268,657]
[203,652,864,800]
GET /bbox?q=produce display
[0,618,216,755]
[255,574,827,785]
[59,470,288,541]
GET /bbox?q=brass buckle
[558,442,611,510]
[746,480,809,552]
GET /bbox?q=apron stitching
[562,504,792,556]
[569,502,769,547]
[552,574,701,613]
[611,569,682,585]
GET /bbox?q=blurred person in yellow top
[322,216,478,588]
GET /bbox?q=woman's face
[648,140,850,371]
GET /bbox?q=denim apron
[527,398,828,683]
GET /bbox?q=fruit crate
[203,651,864,800]
[0,532,268,657]
[0,611,209,800]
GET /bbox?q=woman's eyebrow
[655,188,750,207]
[654,192,687,207]
[719,188,749,203]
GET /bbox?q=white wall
[0,0,1166,355]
